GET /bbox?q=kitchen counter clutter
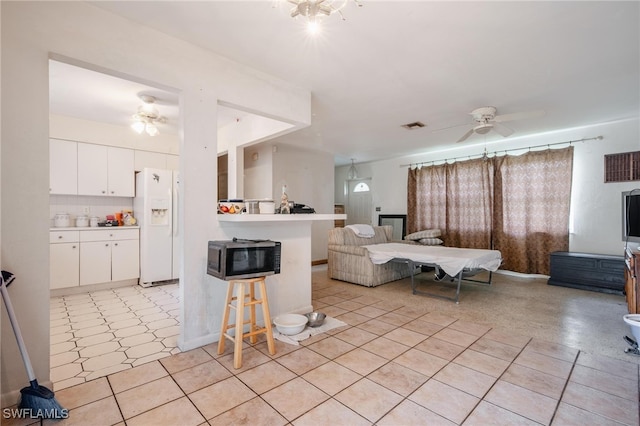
[50,226,140,231]
[50,226,140,292]
[218,214,345,222]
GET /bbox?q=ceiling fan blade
[432,122,472,133]
[493,109,545,123]
[492,122,514,137]
[456,128,475,143]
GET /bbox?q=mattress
[362,243,502,277]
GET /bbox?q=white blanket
[345,224,376,238]
[362,243,502,277]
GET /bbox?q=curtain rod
[400,136,604,168]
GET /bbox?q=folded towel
[345,224,375,238]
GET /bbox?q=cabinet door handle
[114,243,118,246]
[102,190,106,194]
[105,243,109,247]
[58,235,63,239]
[72,245,76,249]
[111,191,115,194]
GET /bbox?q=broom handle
[0,280,36,382]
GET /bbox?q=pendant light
[347,158,359,180]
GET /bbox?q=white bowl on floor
[623,314,640,342]
[273,313,308,335]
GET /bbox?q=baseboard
[495,269,549,279]
[178,332,218,352]
[50,279,137,297]
[289,305,314,316]
[1,379,54,410]
[312,259,328,266]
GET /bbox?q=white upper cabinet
[78,143,108,195]
[77,143,134,197]
[51,140,172,197]
[107,147,135,196]
[50,139,78,194]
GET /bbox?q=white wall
[244,143,275,200]
[336,118,640,256]
[1,1,310,406]
[272,144,335,262]
[243,142,335,262]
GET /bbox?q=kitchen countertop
[217,214,346,222]
[50,226,140,231]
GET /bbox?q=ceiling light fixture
[285,0,362,32]
[131,95,165,136]
[347,158,359,180]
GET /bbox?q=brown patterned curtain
[407,147,574,274]
[445,158,494,249]
[407,158,493,248]
[407,164,447,234]
[493,147,574,274]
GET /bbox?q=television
[622,190,640,243]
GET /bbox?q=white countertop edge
[218,214,346,222]
[50,226,140,231]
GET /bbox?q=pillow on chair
[404,229,442,240]
[417,237,444,246]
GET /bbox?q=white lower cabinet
[50,228,139,290]
[80,241,112,286]
[111,239,140,282]
[50,230,80,289]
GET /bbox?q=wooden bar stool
[217,276,276,369]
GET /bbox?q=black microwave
[207,238,281,280]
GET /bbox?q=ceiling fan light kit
[131,94,165,136]
[473,123,493,135]
[445,105,545,143]
[284,0,361,32]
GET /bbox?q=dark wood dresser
[548,251,625,295]
[625,248,640,313]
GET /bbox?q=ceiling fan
[439,106,545,143]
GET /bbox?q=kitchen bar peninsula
[216,214,346,321]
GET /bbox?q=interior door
[346,178,373,225]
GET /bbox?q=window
[353,182,370,192]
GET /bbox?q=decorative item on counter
[115,212,123,226]
[122,210,136,226]
[259,200,275,214]
[218,199,245,214]
[53,213,70,228]
[75,215,89,227]
[280,185,290,214]
[90,216,99,227]
[245,199,260,214]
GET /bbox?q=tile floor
[49,283,181,390]
[13,268,639,425]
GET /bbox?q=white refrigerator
[134,168,181,287]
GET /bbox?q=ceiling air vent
[401,121,425,130]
